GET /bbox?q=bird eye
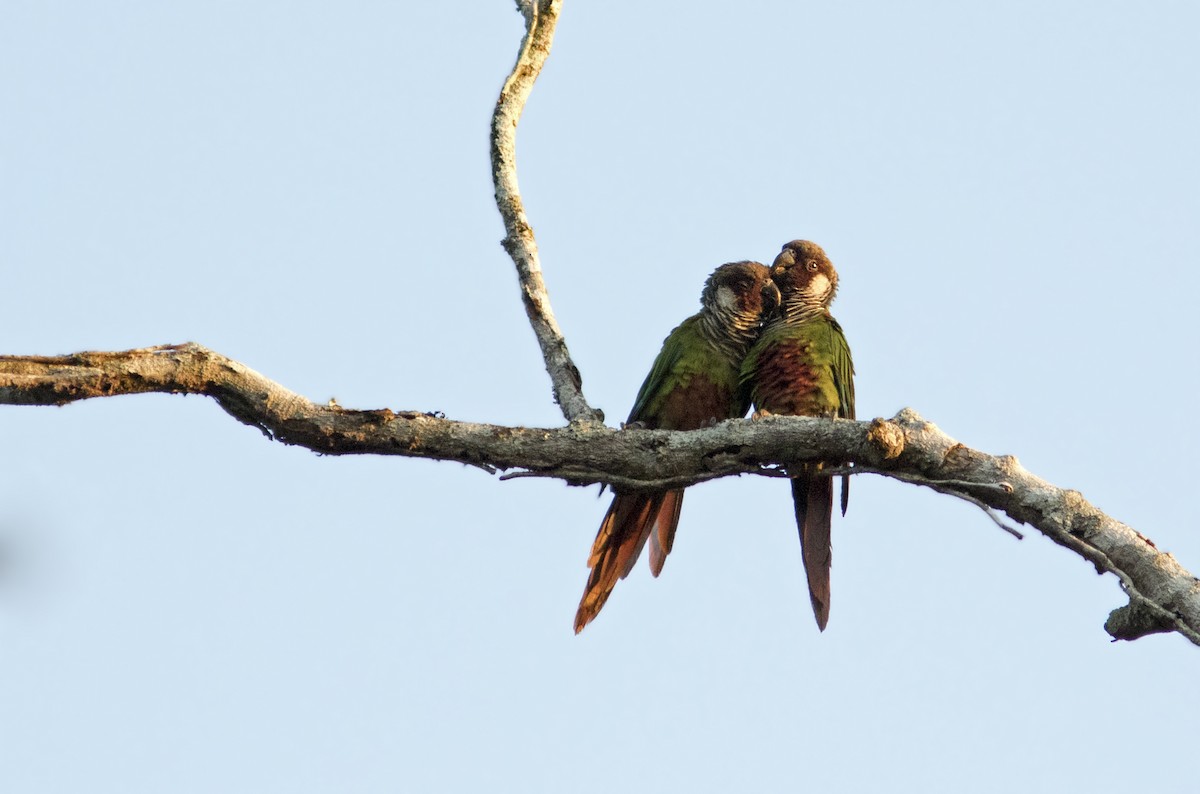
[806,261,819,272]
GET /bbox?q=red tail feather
[648,490,684,577]
[575,490,684,633]
[792,470,832,631]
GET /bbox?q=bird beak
[762,280,781,312]
[771,248,796,274]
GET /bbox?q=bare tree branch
[1,343,1196,646]
[491,0,601,426]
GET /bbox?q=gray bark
[0,343,1195,646]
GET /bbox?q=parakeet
[742,240,855,631]
[575,261,781,633]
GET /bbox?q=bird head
[771,240,838,311]
[703,260,780,321]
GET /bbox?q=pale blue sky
[3,2,1199,792]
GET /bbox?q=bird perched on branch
[575,261,780,633]
[742,240,855,631]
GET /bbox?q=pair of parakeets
[575,239,854,634]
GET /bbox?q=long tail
[791,468,832,631]
[648,490,684,577]
[574,489,684,633]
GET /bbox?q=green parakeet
[575,261,780,633]
[742,240,855,631]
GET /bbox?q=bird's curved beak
[771,248,796,277]
[762,280,782,313]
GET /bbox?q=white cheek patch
[807,273,830,299]
[715,284,740,312]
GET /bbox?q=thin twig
[949,491,1026,540]
[847,467,1025,539]
[490,0,600,426]
[825,464,1013,494]
[499,468,739,490]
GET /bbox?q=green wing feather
[828,317,855,421]
[826,317,855,514]
[627,319,690,424]
[627,315,743,425]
